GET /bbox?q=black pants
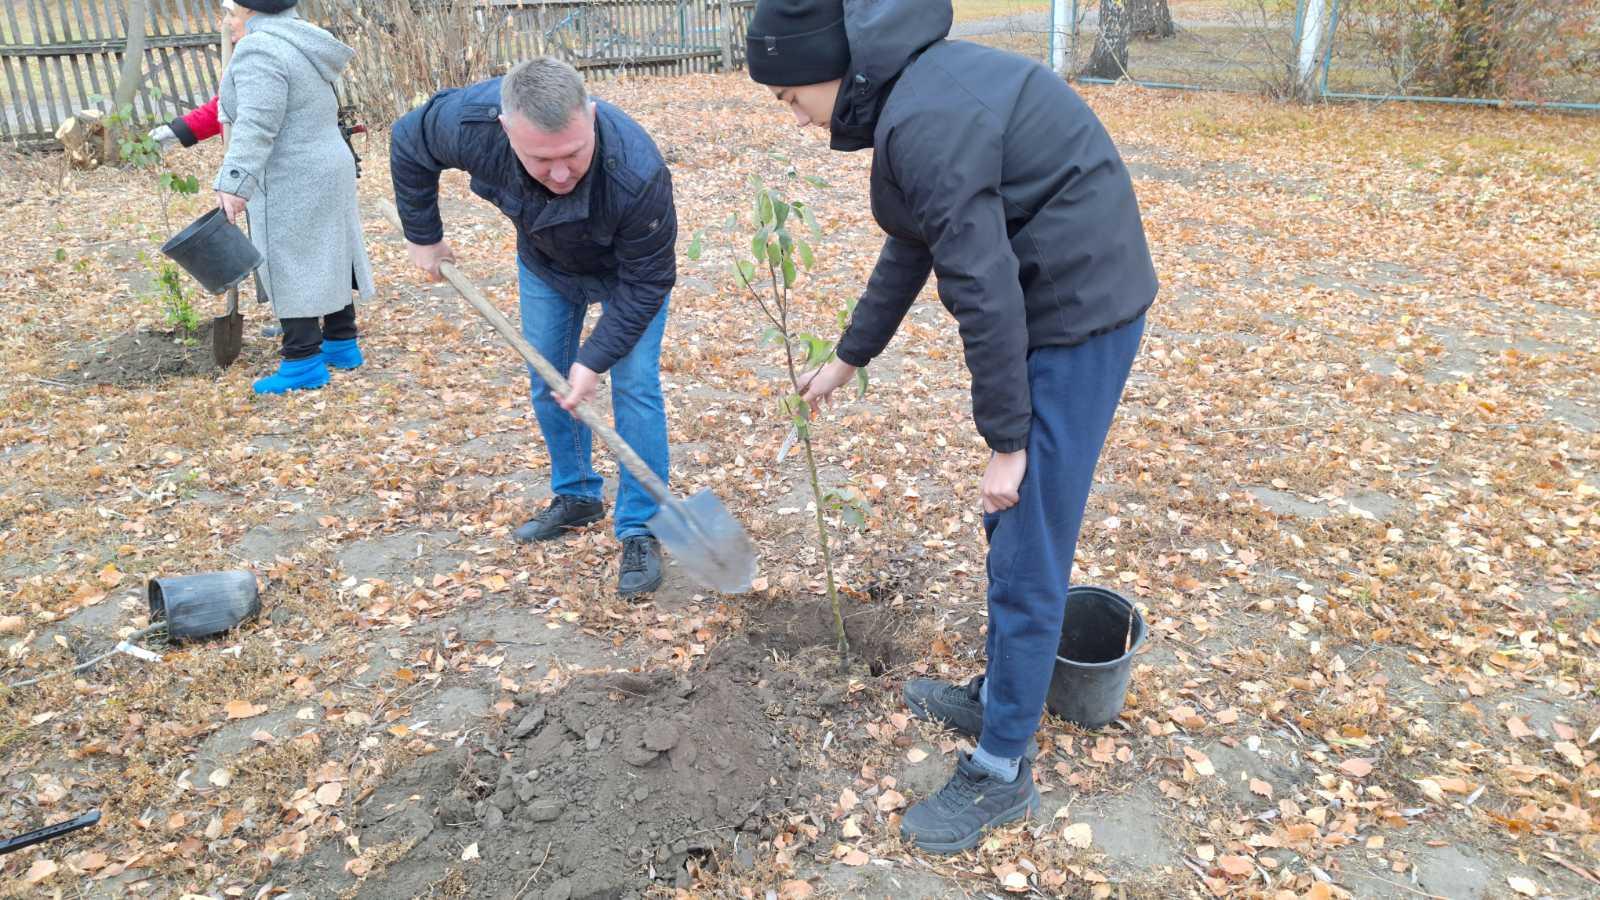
[281,304,357,360]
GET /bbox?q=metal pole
[1051,0,1070,74]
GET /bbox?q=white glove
[148,124,178,149]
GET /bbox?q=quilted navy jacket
[391,79,677,373]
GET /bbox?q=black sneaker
[904,676,1039,758]
[900,753,1040,854]
[618,535,662,597]
[904,676,986,737]
[513,496,605,543]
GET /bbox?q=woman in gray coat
[214,0,374,394]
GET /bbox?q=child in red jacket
[149,95,221,149]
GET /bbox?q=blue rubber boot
[320,337,364,370]
[253,356,330,395]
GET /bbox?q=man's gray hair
[500,57,589,132]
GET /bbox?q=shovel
[377,201,756,594]
[213,283,243,368]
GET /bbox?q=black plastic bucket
[1045,586,1146,729]
[159,208,261,295]
[147,570,261,642]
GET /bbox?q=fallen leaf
[1416,779,1445,804]
[1339,758,1374,777]
[840,817,862,839]
[999,869,1029,891]
[0,614,24,634]
[1507,876,1538,896]
[460,842,480,861]
[1507,717,1534,739]
[837,788,858,810]
[1062,822,1093,848]
[1184,746,1216,776]
[1196,844,1216,862]
[208,768,233,788]
[75,850,108,872]
[25,859,59,884]
[841,849,868,866]
[1552,742,1584,769]
[251,729,276,743]
[1303,882,1333,900]
[1250,778,1274,799]
[1218,855,1254,877]
[876,789,906,812]
[344,858,372,876]
[225,699,266,720]
[315,782,343,806]
[778,880,814,900]
[906,747,929,763]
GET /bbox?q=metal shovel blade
[647,488,757,594]
[213,286,243,368]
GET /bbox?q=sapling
[690,176,870,660]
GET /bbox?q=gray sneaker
[900,753,1040,854]
[903,676,1039,758]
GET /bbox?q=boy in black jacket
[747,0,1156,852]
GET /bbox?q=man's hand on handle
[981,450,1027,514]
[406,240,456,281]
[559,363,599,412]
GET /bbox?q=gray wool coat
[215,12,374,319]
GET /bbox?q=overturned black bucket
[147,570,261,642]
[1045,586,1146,729]
[159,208,261,295]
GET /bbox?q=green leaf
[799,203,821,238]
[723,212,738,230]
[751,226,770,263]
[734,259,756,288]
[781,255,797,289]
[798,333,833,369]
[780,394,808,420]
[796,239,815,269]
[766,240,781,268]
[686,229,704,261]
[747,173,766,191]
[804,175,831,189]
[772,199,790,229]
[757,191,774,227]
[836,297,858,332]
[855,366,869,398]
[759,326,786,346]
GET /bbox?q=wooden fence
[1,0,755,148]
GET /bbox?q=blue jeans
[518,261,670,539]
[980,314,1146,759]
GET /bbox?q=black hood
[829,0,953,151]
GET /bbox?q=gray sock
[970,745,1020,783]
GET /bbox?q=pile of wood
[54,110,117,170]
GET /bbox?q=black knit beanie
[233,0,297,13]
[747,0,850,86]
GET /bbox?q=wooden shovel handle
[376,201,672,505]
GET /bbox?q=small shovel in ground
[213,283,243,368]
[378,201,757,594]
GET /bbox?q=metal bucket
[147,570,261,641]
